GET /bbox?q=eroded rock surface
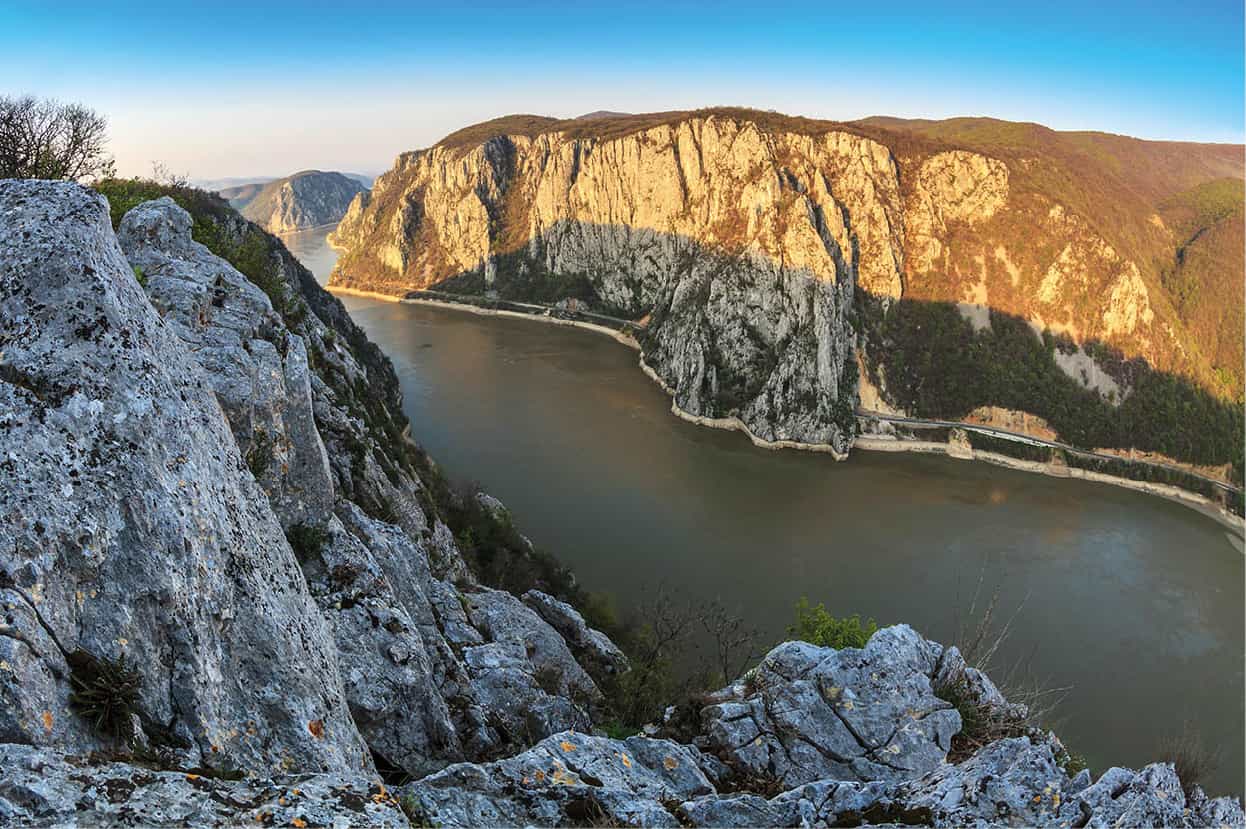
[0,743,407,827]
[0,179,369,775]
[698,625,960,786]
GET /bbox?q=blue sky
[2,0,1242,178]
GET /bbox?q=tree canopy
[0,95,115,181]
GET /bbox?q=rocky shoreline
[0,180,1240,827]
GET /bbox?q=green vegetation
[285,522,329,561]
[788,597,878,650]
[399,794,437,827]
[131,265,147,288]
[67,650,142,742]
[862,296,1245,484]
[93,178,300,322]
[245,429,273,478]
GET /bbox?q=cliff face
[225,170,366,234]
[0,180,620,779]
[1,181,1241,827]
[328,110,1243,469]
[332,119,914,452]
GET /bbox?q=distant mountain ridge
[217,170,370,233]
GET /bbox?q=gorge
[0,109,1242,824]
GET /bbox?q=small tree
[788,597,878,650]
[0,95,115,181]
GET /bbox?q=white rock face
[331,116,905,453]
[0,180,370,774]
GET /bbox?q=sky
[2,0,1242,179]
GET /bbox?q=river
[293,227,1245,796]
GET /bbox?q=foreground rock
[0,743,407,827]
[698,625,961,786]
[0,179,369,774]
[114,193,617,774]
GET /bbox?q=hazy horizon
[3,0,1242,180]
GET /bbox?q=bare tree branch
[0,95,115,181]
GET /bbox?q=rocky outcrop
[522,589,629,681]
[225,170,366,234]
[0,181,623,782]
[119,197,335,529]
[0,743,409,827]
[697,625,961,786]
[0,179,369,775]
[389,631,1243,828]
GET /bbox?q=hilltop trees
[0,95,114,181]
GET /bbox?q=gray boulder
[118,196,335,529]
[401,730,714,828]
[460,587,600,743]
[523,589,629,680]
[699,625,961,787]
[0,180,368,774]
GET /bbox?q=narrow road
[858,410,1241,496]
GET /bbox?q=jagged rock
[111,195,616,770]
[118,196,335,529]
[0,180,368,773]
[296,512,464,777]
[0,743,406,827]
[678,793,793,828]
[932,643,1028,721]
[522,589,629,680]
[460,588,599,743]
[400,731,714,828]
[893,736,1066,826]
[699,625,961,786]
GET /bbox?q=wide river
[297,229,1244,796]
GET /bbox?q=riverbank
[328,286,1243,533]
[856,433,1245,535]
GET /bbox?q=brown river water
[292,228,1244,796]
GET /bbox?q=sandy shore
[326,285,405,303]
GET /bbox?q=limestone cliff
[331,118,907,452]
[328,109,1243,474]
[223,170,366,234]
